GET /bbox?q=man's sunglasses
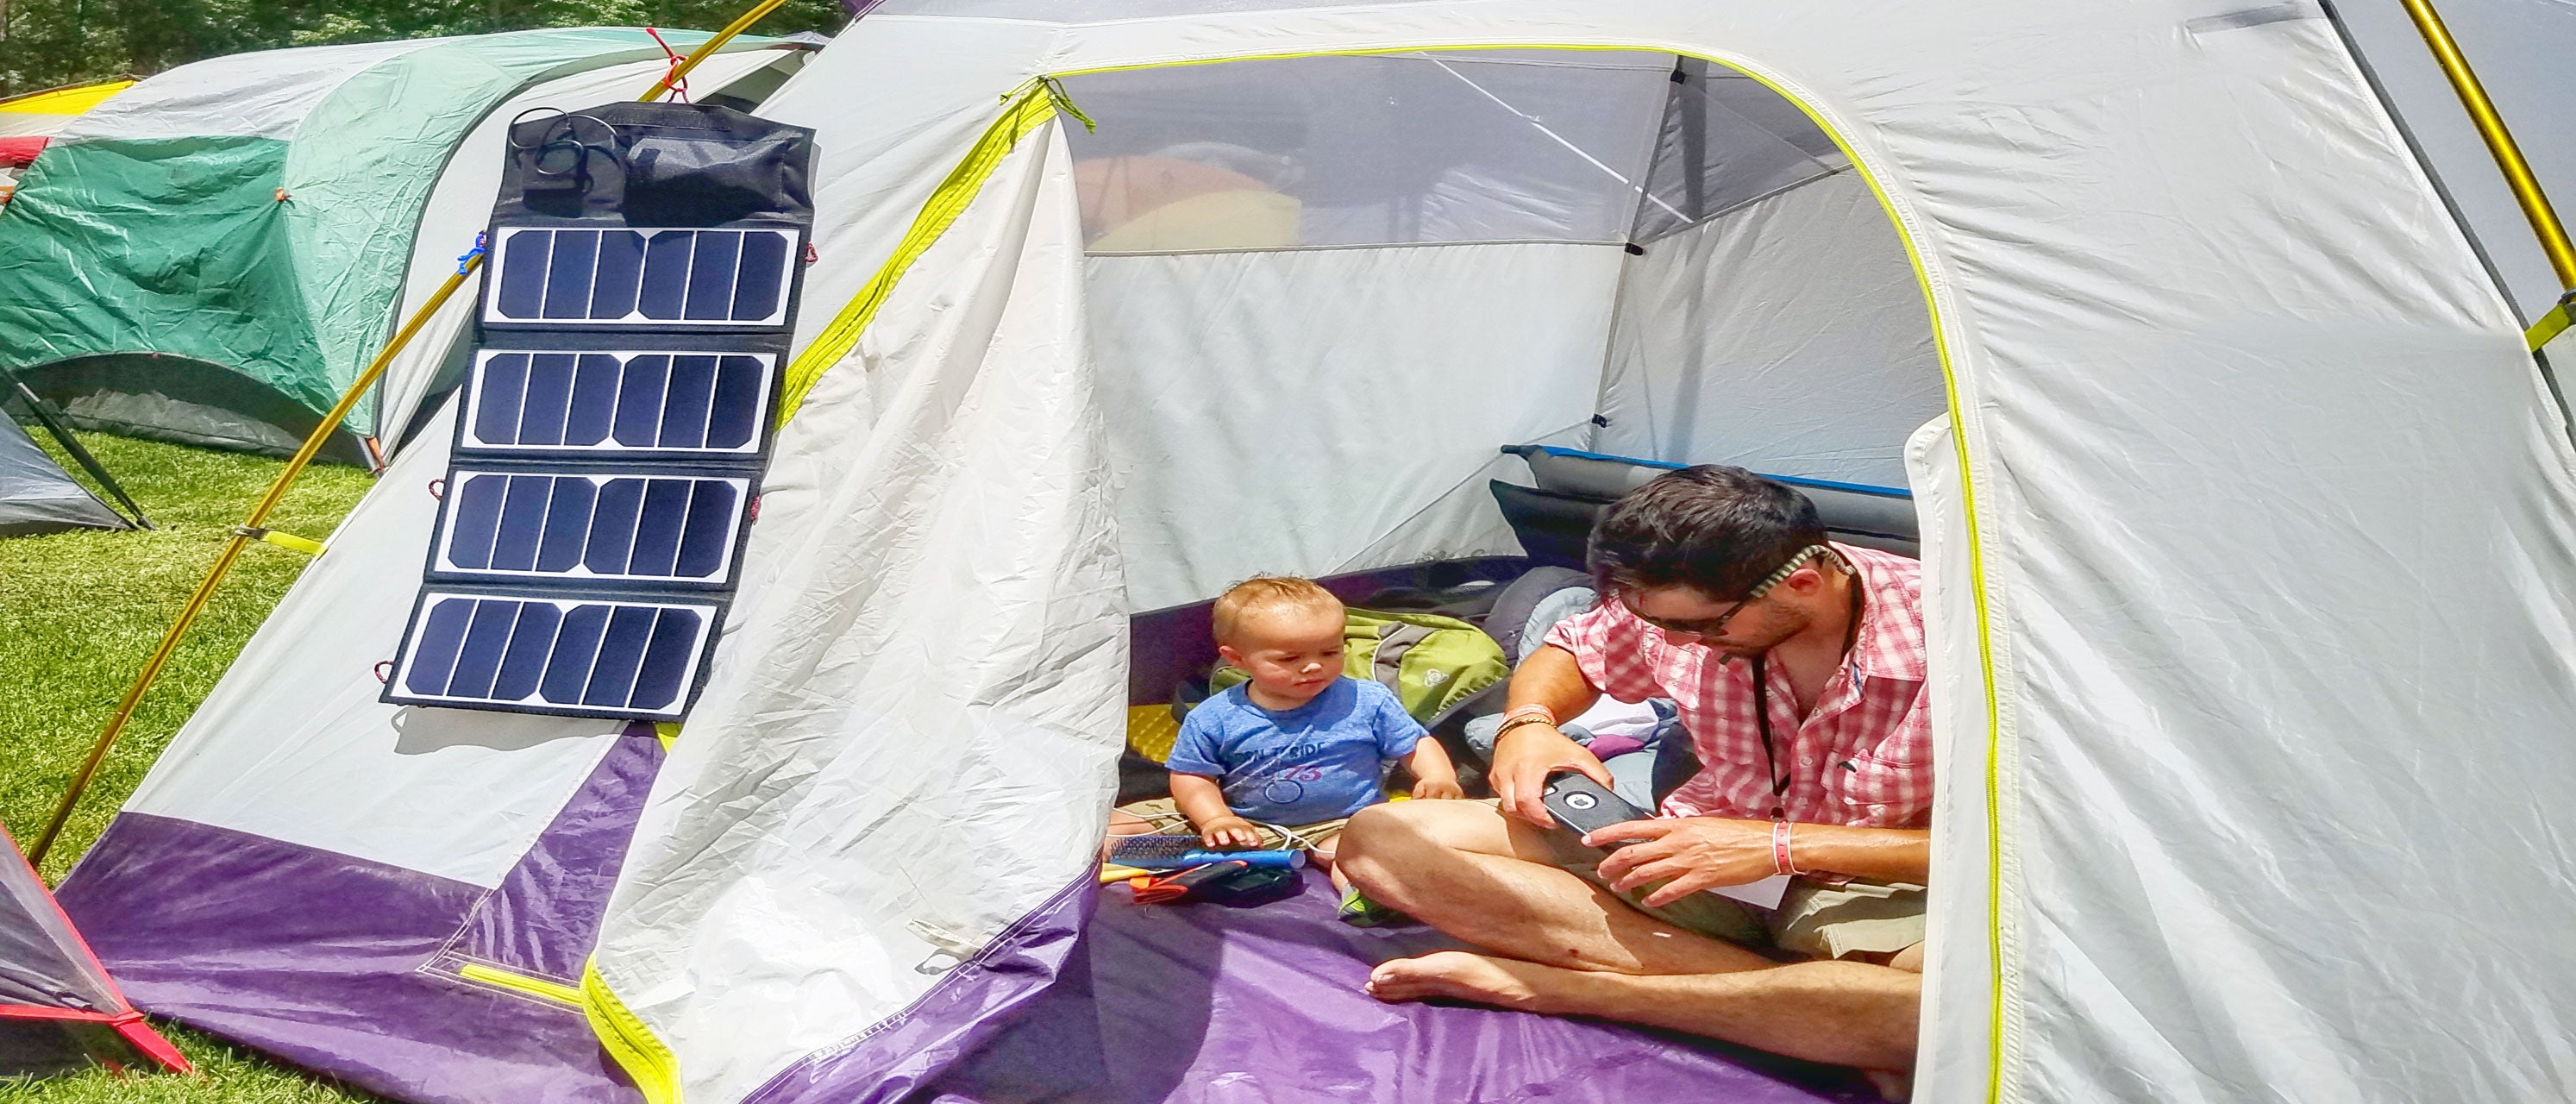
[1620,544,1847,637]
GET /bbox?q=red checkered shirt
[1541,543,1931,829]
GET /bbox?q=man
[1337,465,1931,1092]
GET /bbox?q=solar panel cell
[660,355,717,449]
[492,474,556,572]
[566,354,622,447]
[495,230,551,319]
[731,230,789,322]
[475,354,530,446]
[684,231,742,321]
[582,475,644,577]
[539,603,611,706]
[582,605,659,706]
[447,598,523,699]
[444,474,506,571]
[536,476,597,573]
[492,599,564,701]
[402,596,476,697]
[624,478,693,577]
[674,480,737,579]
[516,354,576,446]
[611,354,672,448]
[707,356,765,449]
[638,230,693,322]
[590,230,646,319]
[543,230,600,320]
[629,610,702,711]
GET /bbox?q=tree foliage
[0,0,849,97]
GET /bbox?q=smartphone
[1540,772,1656,847]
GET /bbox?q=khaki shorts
[1538,816,1927,960]
[1115,797,1352,850]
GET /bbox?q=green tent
[0,28,813,463]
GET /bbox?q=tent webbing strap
[2530,297,2573,352]
[458,963,584,1007]
[235,526,326,556]
[26,252,486,869]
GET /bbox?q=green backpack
[1208,607,1508,723]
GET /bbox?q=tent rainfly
[48,3,2576,1104]
[0,29,814,463]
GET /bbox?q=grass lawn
[0,430,381,1102]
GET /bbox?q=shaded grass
[0,431,379,1103]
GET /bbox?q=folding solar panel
[459,350,776,458]
[485,227,798,328]
[430,468,752,586]
[385,592,722,720]
[389,101,812,723]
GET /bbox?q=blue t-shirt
[1164,677,1426,825]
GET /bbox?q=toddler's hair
[1211,575,1342,646]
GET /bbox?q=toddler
[1122,576,1463,882]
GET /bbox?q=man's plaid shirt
[1541,543,1931,829]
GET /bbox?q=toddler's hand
[1199,815,1265,850]
[1411,775,1465,800]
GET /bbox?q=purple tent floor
[916,870,1877,1104]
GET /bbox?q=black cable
[506,108,624,192]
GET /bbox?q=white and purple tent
[54,3,2576,1103]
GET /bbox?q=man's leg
[1363,950,1920,1073]
[1336,800,1771,975]
[1337,801,1921,1072]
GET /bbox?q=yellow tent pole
[28,253,486,869]
[641,0,789,103]
[2397,0,2576,295]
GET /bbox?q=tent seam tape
[457,962,585,1007]
[774,86,1058,423]
[584,958,684,1104]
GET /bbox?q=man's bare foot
[1366,950,1554,1012]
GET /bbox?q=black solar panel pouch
[501,102,814,226]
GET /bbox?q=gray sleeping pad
[1505,445,1918,546]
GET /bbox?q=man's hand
[1197,815,1265,850]
[1589,817,1776,906]
[1489,723,1613,828]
